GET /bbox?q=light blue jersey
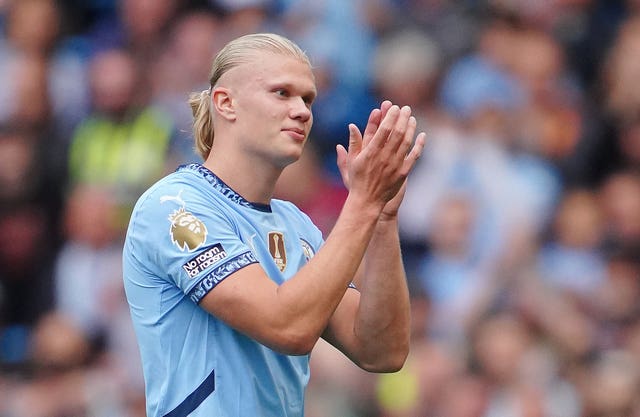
[123,163,326,417]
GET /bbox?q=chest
[234,210,316,284]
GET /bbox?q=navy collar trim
[178,163,272,213]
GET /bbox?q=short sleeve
[125,179,258,304]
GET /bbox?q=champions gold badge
[168,208,208,252]
[268,231,287,272]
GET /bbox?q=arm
[200,104,424,356]
[322,211,411,372]
[323,103,425,372]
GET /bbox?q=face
[218,50,317,168]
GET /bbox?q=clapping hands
[336,100,426,219]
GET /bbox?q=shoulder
[124,169,235,272]
[132,170,203,212]
[127,169,221,239]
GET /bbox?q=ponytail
[189,89,213,160]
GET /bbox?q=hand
[336,101,392,189]
[336,101,426,213]
[379,179,407,221]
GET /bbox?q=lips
[282,127,306,140]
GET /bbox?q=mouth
[282,128,306,141]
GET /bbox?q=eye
[303,94,315,107]
[275,88,289,97]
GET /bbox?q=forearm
[273,194,384,351]
[353,217,411,369]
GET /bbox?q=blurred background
[0,0,639,416]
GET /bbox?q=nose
[290,97,312,122]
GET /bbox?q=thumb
[347,123,363,156]
[336,144,349,189]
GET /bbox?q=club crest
[268,231,287,272]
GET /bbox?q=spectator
[0,0,90,137]
[470,311,582,417]
[0,126,60,368]
[599,170,640,252]
[1,311,131,417]
[581,350,640,417]
[67,47,175,218]
[54,184,125,340]
[150,10,222,164]
[415,192,495,347]
[536,188,607,299]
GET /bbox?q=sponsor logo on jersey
[168,207,208,252]
[182,243,227,278]
[268,231,287,272]
[300,238,315,262]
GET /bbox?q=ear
[211,87,236,121]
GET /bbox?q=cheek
[270,107,291,126]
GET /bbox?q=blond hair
[188,33,311,160]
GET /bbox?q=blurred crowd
[0,0,640,416]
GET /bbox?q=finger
[401,131,427,174]
[397,115,418,157]
[379,100,393,120]
[385,114,416,171]
[386,105,413,154]
[361,108,382,147]
[369,105,400,149]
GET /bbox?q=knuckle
[395,126,407,138]
[378,125,393,138]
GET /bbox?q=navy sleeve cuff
[188,251,258,304]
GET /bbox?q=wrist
[377,213,399,232]
[378,211,399,223]
[343,193,385,223]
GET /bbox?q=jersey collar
[178,163,272,213]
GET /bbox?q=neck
[203,152,282,205]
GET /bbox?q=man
[123,33,426,417]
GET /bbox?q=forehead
[228,51,316,90]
